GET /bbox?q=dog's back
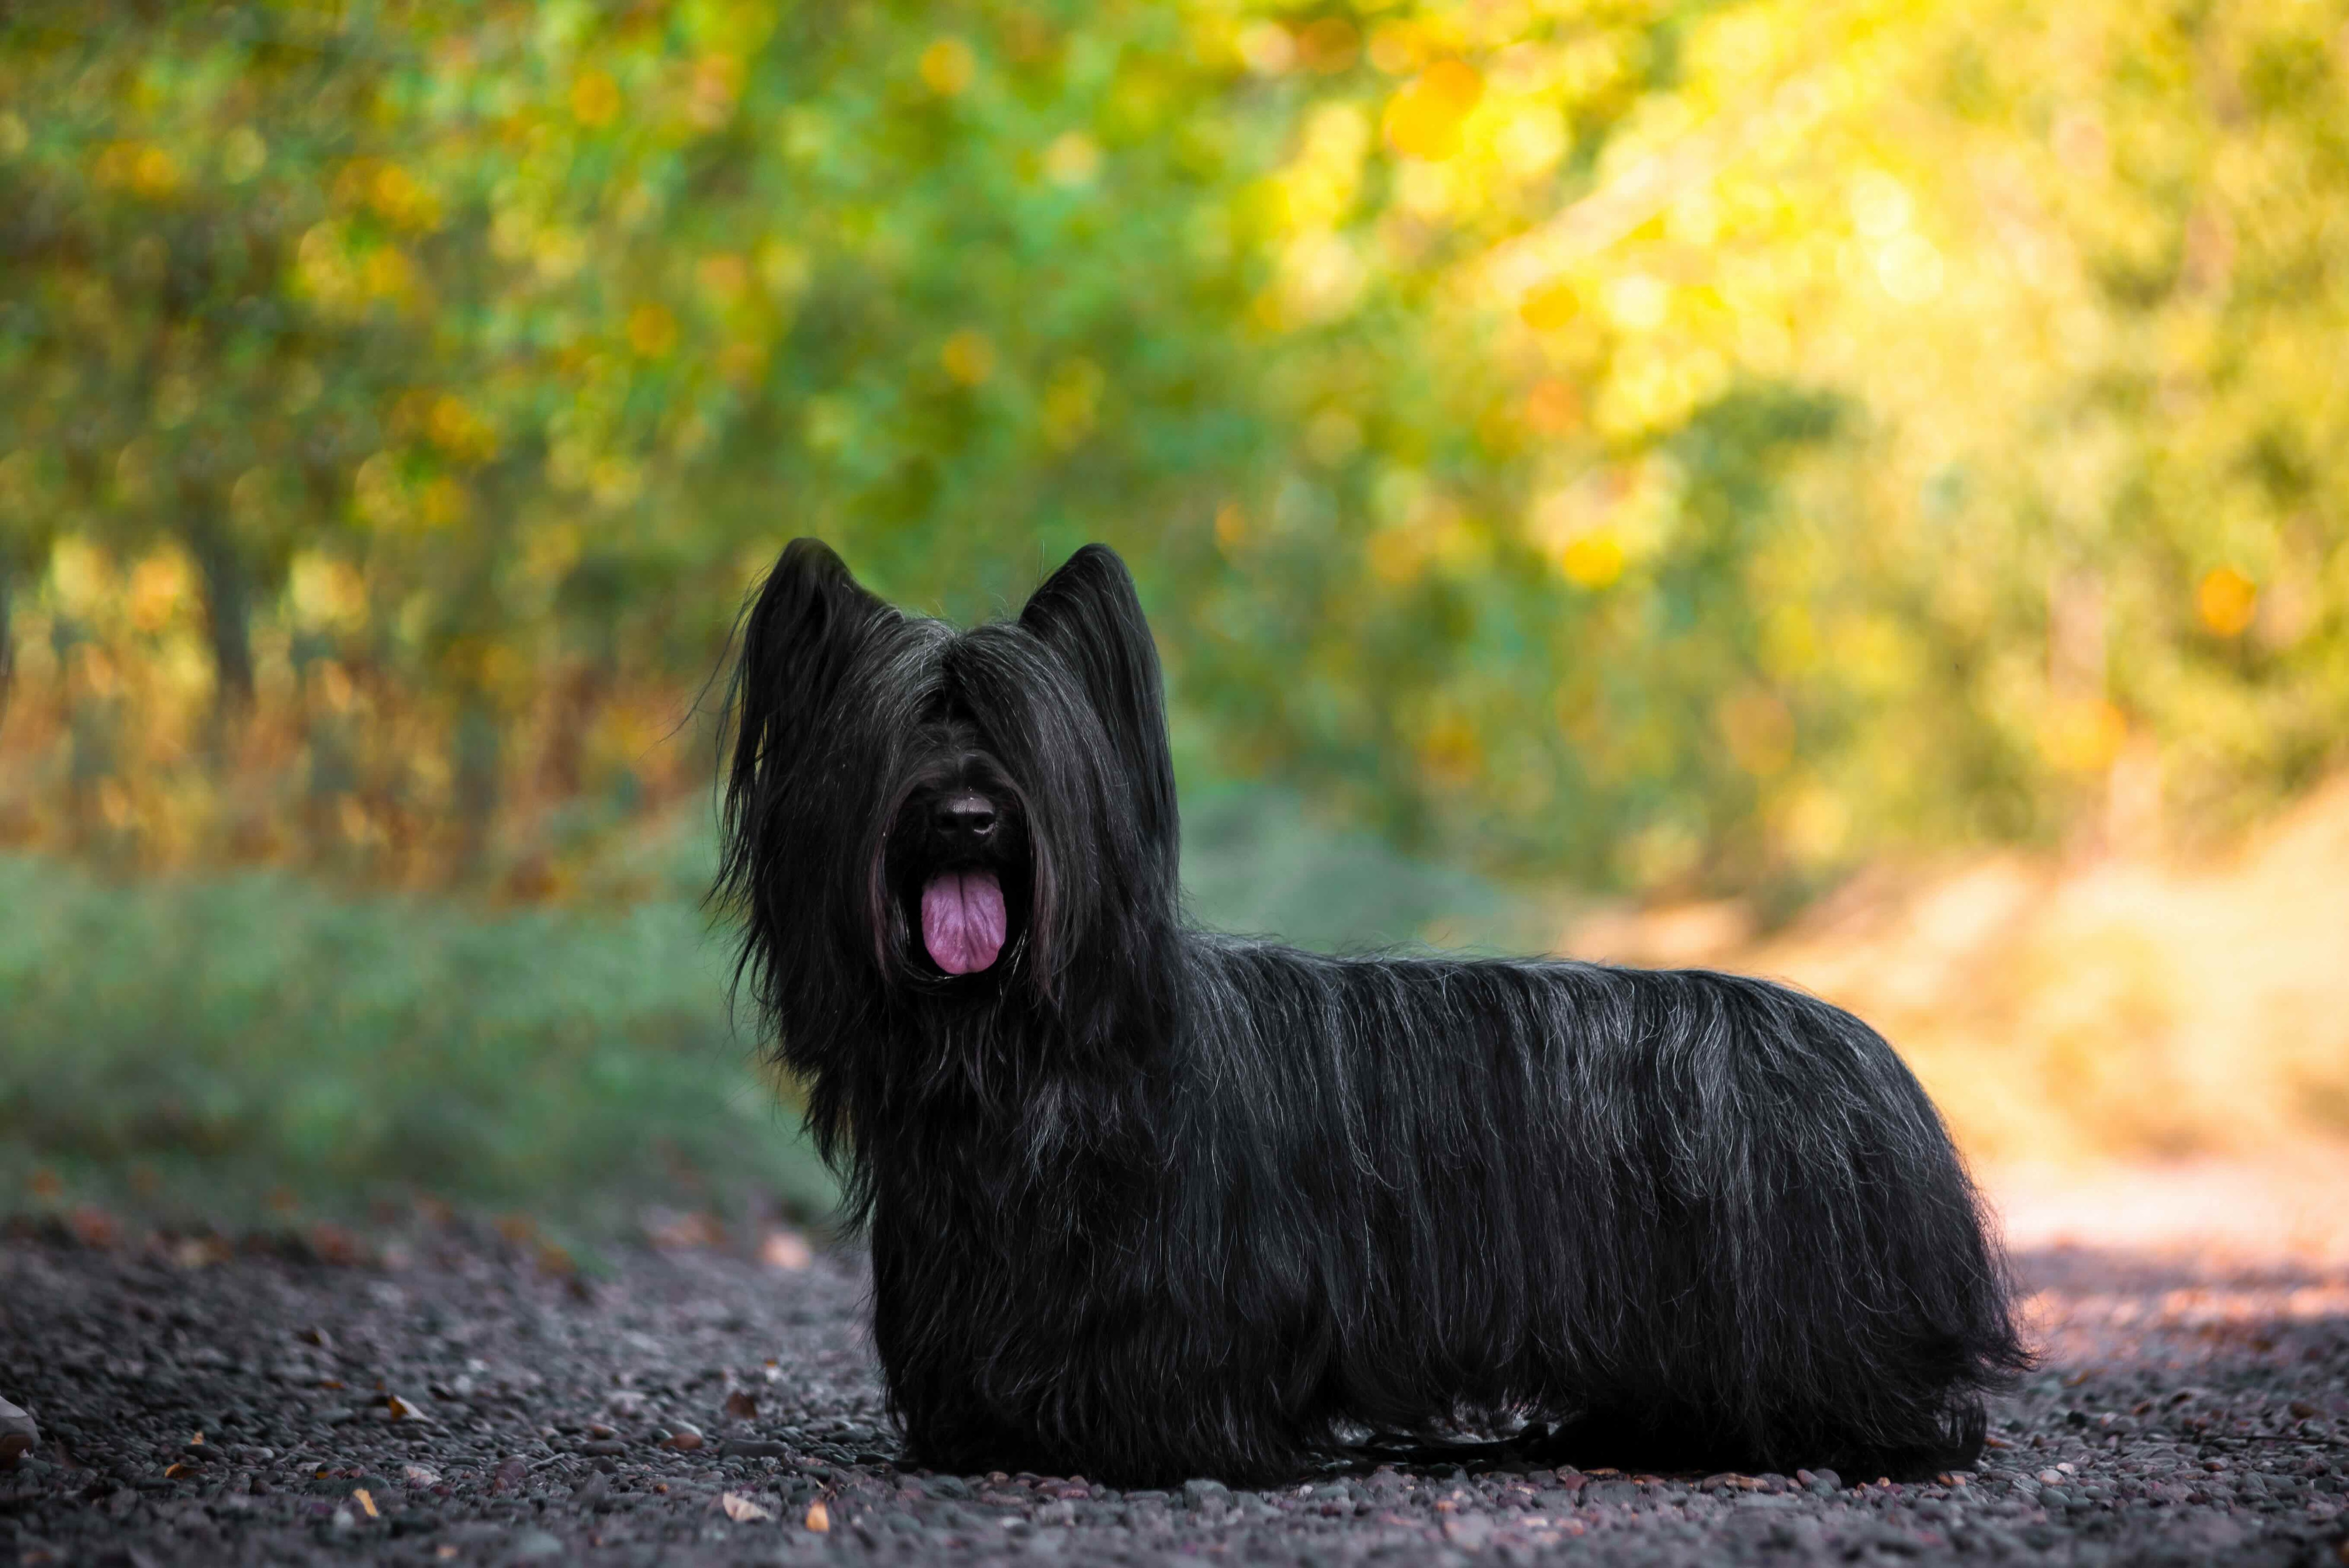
[1150,941,2026,1480]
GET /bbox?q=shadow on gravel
[1,1226,2345,1567]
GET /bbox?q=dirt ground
[2,1167,2344,1567]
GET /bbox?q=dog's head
[717,540,1179,1049]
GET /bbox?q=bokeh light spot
[1296,18,1359,75]
[1557,532,1625,589]
[941,329,995,386]
[920,39,975,96]
[1238,23,1296,77]
[626,303,678,358]
[1524,379,1580,436]
[1603,273,1669,333]
[1044,131,1102,187]
[1384,61,1483,161]
[1520,279,1579,331]
[2041,697,2129,774]
[2197,567,2257,637]
[570,70,622,128]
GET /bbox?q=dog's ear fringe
[714,538,893,1048]
[1019,545,1180,891]
[717,540,884,876]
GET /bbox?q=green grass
[0,853,830,1235]
[0,789,1539,1234]
[1179,786,1553,955]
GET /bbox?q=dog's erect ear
[722,538,888,827]
[1020,544,1180,879]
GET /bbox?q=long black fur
[716,538,2030,1486]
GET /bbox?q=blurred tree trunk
[537,659,610,801]
[452,694,500,877]
[182,494,255,719]
[0,557,14,719]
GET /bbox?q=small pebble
[0,1396,40,1470]
[1184,1476,1230,1513]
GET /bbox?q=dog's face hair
[717,541,1184,1155]
[876,709,1035,985]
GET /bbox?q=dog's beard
[920,869,1007,974]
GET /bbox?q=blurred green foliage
[0,0,2344,902]
[0,791,1540,1224]
[0,846,839,1229]
[1179,784,1551,952]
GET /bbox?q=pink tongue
[920,869,1007,975]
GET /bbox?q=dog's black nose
[935,792,996,841]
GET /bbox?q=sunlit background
[4,0,2346,1244]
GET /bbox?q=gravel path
[2,1217,2343,1567]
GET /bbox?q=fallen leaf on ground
[804,1499,830,1532]
[646,1211,724,1250]
[760,1229,812,1270]
[306,1224,363,1265]
[353,1488,378,1518]
[723,1390,757,1421]
[721,1491,773,1522]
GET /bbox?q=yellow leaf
[1557,532,1625,590]
[2196,567,2256,637]
[1043,131,1102,187]
[1384,61,1482,161]
[941,329,995,386]
[1520,281,1579,332]
[571,70,622,128]
[1524,378,1580,435]
[627,303,679,359]
[2040,697,2127,774]
[920,39,975,96]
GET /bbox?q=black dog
[716,539,2027,1486]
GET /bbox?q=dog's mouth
[919,868,1007,975]
[882,757,1032,983]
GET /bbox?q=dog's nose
[935,792,996,841]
